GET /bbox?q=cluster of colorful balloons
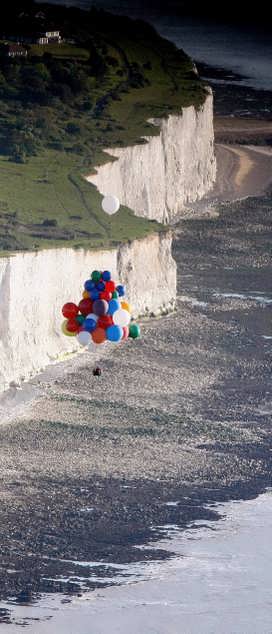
[61,269,141,347]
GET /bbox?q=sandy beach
[210,117,272,202]
[213,143,272,201]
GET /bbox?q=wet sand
[213,142,272,201]
[211,117,272,202]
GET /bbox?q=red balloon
[97,315,113,329]
[105,280,116,293]
[62,302,79,319]
[78,298,93,316]
[122,326,129,340]
[100,290,112,301]
[66,318,80,333]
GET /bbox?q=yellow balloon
[121,301,131,313]
[82,290,89,299]
[61,320,77,337]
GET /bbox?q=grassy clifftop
[0,2,208,253]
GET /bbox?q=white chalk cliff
[0,232,175,392]
[87,92,216,223]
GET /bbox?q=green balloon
[91,270,101,282]
[76,314,85,325]
[129,323,140,339]
[112,290,118,299]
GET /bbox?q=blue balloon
[83,318,97,332]
[90,288,100,301]
[106,324,123,342]
[84,279,96,292]
[108,298,120,315]
[96,280,105,291]
[102,270,111,281]
[116,284,125,297]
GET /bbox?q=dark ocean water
[38,0,272,90]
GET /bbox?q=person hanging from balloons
[92,367,102,376]
[61,269,141,376]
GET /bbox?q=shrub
[48,141,64,151]
[106,55,119,67]
[66,122,80,134]
[69,143,85,154]
[42,219,58,227]
[81,99,93,111]
[9,147,27,163]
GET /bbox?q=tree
[106,55,119,68]
[34,63,50,83]
[66,122,80,135]
[88,47,106,77]
[9,146,26,163]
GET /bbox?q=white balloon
[102,195,120,215]
[113,308,131,327]
[86,313,98,321]
[77,330,90,346]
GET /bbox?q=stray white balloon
[101,194,120,215]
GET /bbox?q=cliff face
[87,93,216,223]
[0,232,176,392]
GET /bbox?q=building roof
[6,44,27,54]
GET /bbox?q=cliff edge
[87,92,216,223]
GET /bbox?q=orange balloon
[82,290,90,299]
[121,301,131,313]
[91,327,106,344]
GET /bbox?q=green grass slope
[0,2,208,254]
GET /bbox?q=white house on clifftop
[37,30,62,45]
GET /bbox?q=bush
[81,99,93,111]
[88,49,106,77]
[42,219,58,227]
[48,141,64,151]
[69,143,85,154]
[9,147,27,164]
[106,55,119,67]
[66,122,80,134]
[52,83,73,102]
[111,92,121,101]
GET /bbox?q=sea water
[1,491,272,633]
[38,1,272,89]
